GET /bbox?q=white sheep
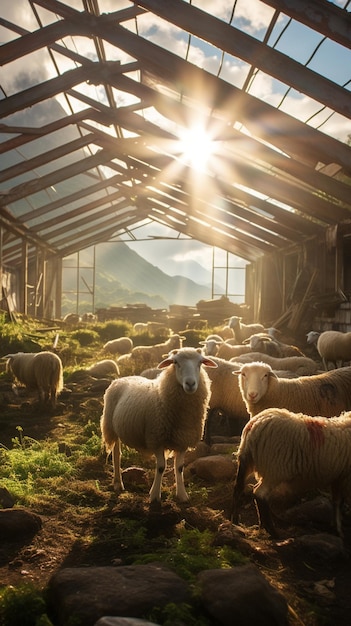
[81,312,97,323]
[309,330,351,370]
[245,333,305,358]
[231,352,319,376]
[6,351,63,407]
[103,337,133,356]
[100,347,217,502]
[228,316,265,343]
[230,407,351,537]
[86,360,120,378]
[204,357,250,435]
[131,334,186,366]
[216,342,253,360]
[235,361,351,418]
[199,337,223,356]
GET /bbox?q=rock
[0,486,15,508]
[294,533,347,561]
[94,617,158,626]
[187,454,236,482]
[47,564,190,626]
[197,564,289,626]
[122,466,149,489]
[0,508,42,540]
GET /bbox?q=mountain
[95,242,212,307]
[62,242,213,313]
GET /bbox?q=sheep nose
[248,391,258,400]
[184,380,197,393]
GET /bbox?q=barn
[0,0,350,337]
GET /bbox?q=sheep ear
[232,370,240,376]
[157,356,174,369]
[269,370,278,379]
[201,357,218,368]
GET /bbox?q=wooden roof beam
[134,0,351,119]
[261,0,351,48]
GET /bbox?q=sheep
[63,313,81,324]
[216,342,254,360]
[311,330,351,370]
[235,361,351,418]
[230,407,351,538]
[103,337,133,356]
[228,316,265,343]
[131,333,186,366]
[81,312,97,323]
[199,337,223,356]
[204,357,250,436]
[100,347,217,502]
[216,334,281,360]
[231,352,319,376]
[245,333,305,358]
[6,351,63,407]
[86,360,120,378]
[133,322,148,333]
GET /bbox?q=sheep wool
[231,408,351,537]
[6,351,63,407]
[316,330,351,370]
[87,360,120,378]
[236,361,351,418]
[103,337,133,356]
[228,316,265,343]
[100,347,217,502]
[232,353,318,376]
[205,357,249,435]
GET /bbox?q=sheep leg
[331,482,344,538]
[174,450,189,502]
[254,484,278,538]
[149,449,166,502]
[111,439,125,494]
[230,459,247,524]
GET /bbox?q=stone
[47,563,190,626]
[197,564,289,626]
[187,454,236,482]
[0,507,42,540]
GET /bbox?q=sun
[178,123,216,172]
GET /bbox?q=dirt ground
[1,384,351,626]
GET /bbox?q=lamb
[230,407,351,538]
[100,347,217,502]
[6,351,63,407]
[86,360,120,378]
[103,337,133,356]
[235,361,351,418]
[308,330,351,370]
[228,316,265,343]
[231,353,319,376]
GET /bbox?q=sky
[0,0,350,281]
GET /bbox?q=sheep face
[306,331,320,345]
[158,348,217,394]
[236,362,277,404]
